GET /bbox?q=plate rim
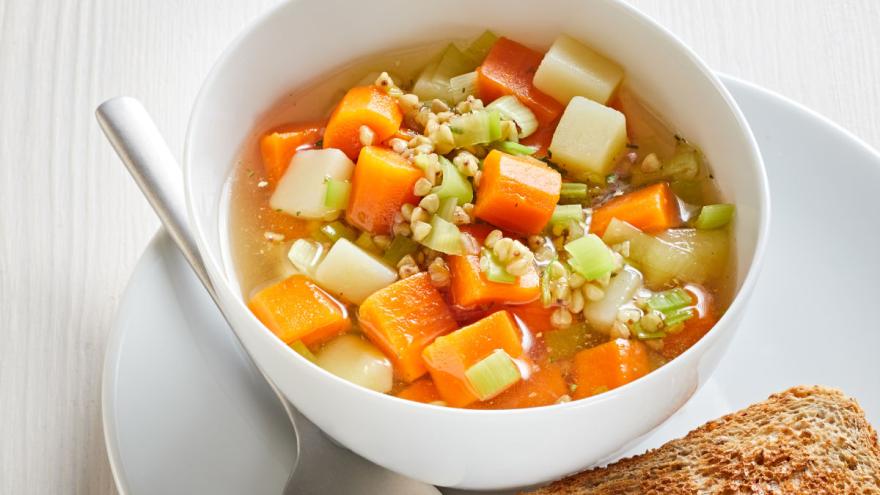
[100,74,880,495]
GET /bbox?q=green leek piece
[486,95,538,138]
[320,221,356,243]
[324,178,351,210]
[287,239,325,276]
[448,71,477,104]
[693,204,735,230]
[413,44,477,102]
[481,248,516,284]
[564,234,615,281]
[663,307,695,327]
[382,235,419,266]
[420,215,464,255]
[432,157,473,204]
[646,288,693,313]
[290,341,317,363]
[465,349,521,400]
[463,30,499,64]
[559,182,588,203]
[633,143,701,186]
[437,196,459,222]
[493,141,538,156]
[355,232,379,254]
[633,322,666,340]
[550,204,584,227]
[450,110,502,147]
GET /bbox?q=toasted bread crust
[525,386,880,494]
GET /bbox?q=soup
[228,32,735,409]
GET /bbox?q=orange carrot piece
[359,273,458,382]
[589,182,681,236]
[448,253,540,308]
[422,310,524,407]
[472,363,567,409]
[507,299,556,335]
[476,38,564,125]
[474,150,562,235]
[324,85,402,159]
[572,338,650,399]
[248,275,350,347]
[661,287,716,359]
[396,378,442,404]
[346,146,422,235]
[519,119,558,159]
[259,122,325,186]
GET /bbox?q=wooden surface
[0,1,877,493]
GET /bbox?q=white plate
[103,75,880,495]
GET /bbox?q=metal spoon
[96,96,440,495]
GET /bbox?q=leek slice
[492,141,538,156]
[481,248,516,284]
[647,288,692,313]
[449,71,477,104]
[544,323,604,362]
[693,204,735,230]
[449,110,502,147]
[463,30,499,64]
[382,236,419,266]
[421,215,464,255]
[413,44,477,102]
[465,349,521,401]
[559,182,588,203]
[663,307,695,327]
[564,234,615,281]
[550,204,584,227]
[432,157,473,204]
[437,197,458,222]
[287,239,325,276]
[486,95,538,138]
[320,221,356,243]
[323,178,351,210]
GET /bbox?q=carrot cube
[259,122,324,186]
[359,273,458,382]
[422,310,524,407]
[474,150,562,235]
[248,275,350,346]
[448,253,540,308]
[471,363,567,409]
[396,378,442,404]
[589,182,681,236]
[324,85,402,160]
[346,146,423,235]
[572,338,650,399]
[476,37,564,125]
[507,299,556,335]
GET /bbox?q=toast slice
[525,386,880,494]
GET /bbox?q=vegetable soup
[228,32,735,409]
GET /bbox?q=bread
[524,386,880,494]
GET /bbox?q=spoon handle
[96,97,215,298]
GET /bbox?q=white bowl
[184,0,769,489]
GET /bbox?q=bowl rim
[183,0,771,417]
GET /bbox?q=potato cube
[533,34,624,105]
[314,238,397,304]
[270,148,354,219]
[549,96,627,179]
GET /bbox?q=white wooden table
[1,1,878,493]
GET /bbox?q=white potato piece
[549,96,627,180]
[269,148,354,219]
[533,34,624,105]
[583,265,642,332]
[316,334,393,393]
[314,238,397,304]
